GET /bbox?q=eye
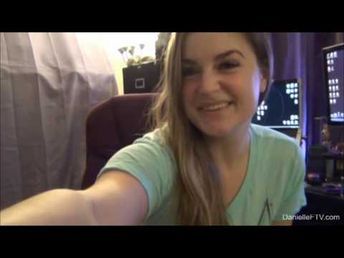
[218,61,240,70]
[182,66,200,77]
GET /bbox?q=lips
[198,101,233,112]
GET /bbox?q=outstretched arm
[0,171,148,225]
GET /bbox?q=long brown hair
[150,33,273,225]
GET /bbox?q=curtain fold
[1,33,118,209]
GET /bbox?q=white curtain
[1,33,118,209]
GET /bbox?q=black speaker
[123,62,161,94]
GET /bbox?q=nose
[198,68,221,94]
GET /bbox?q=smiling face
[181,33,267,139]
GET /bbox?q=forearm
[0,189,97,225]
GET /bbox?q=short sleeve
[97,136,176,219]
[273,144,307,221]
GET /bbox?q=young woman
[0,33,306,225]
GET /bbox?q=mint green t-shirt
[98,124,307,225]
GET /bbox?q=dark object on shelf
[322,182,343,195]
[306,144,329,182]
[306,172,323,185]
[123,62,162,94]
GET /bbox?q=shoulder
[110,127,171,158]
[134,127,169,150]
[249,124,307,220]
[131,128,176,167]
[104,127,176,179]
[249,123,304,184]
[250,123,300,155]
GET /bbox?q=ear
[259,74,268,93]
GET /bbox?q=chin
[197,124,233,138]
[195,118,250,139]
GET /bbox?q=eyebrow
[215,49,245,60]
[182,49,245,64]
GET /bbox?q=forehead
[182,33,253,60]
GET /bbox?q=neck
[205,123,251,171]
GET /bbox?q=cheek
[234,73,261,116]
[246,71,263,100]
[182,81,197,108]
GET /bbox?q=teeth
[202,102,229,111]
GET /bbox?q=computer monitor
[252,79,301,129]
[322,43,344,125]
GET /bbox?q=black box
[123,62,161,94]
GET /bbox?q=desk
[294,185,344,225]
[322,152,344,181]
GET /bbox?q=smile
[199,101,233,112]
